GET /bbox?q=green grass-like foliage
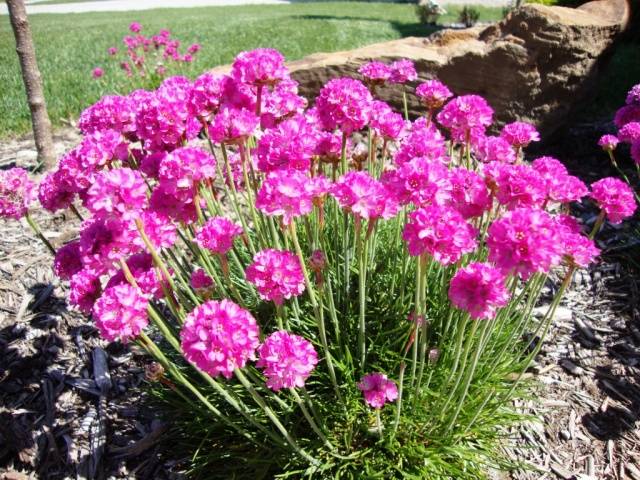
[0,2,503,138]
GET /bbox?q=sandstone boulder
[285,0,630,137]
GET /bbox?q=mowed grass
[0,3,502,138]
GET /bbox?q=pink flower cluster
[181,299,260,378]
[590,177,636,224]
[92,284,149,343]
[331,171,399,220]
[246,249,305,305]
[416,80,452,110]
[256,330,318,391]
[315,78,373,134]
[357,373,398,409]
[437,95,493,143]
[0,168,36,219]
[195,217,243,255]
[448,262,510,320]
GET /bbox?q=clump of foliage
[459,5,481,27]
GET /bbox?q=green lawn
[0,3,502,138]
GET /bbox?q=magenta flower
[108,46,118,56]
[614,104,640,129]
[590,177,637,225]
[389,59,417,84]
[358,61,392,83]
[437,95,493,143]
[447,167,491,219]
[181,299,260,378]
[415,80,452,110]
[531,156,587,204]
[134,210,177,250]
[598,134,619,151]
[256,330,318,391]
[208,106,259,144]
[369,101,405,140]
[555,215,600,268]
[626,84,640,105]
[69,269,102,314]
[256,115,318,172]
[256,170,325,225]
[393,117,447,165]
[92,67,104,79]
[38,171,75,213]
[618,122,640,144]
[93,284,148,343]
[384,156,451,207]
[483,162,546,210]
[487,208,562,279]
[79,215,136,274]
[449,262,510,320]
[149,184,197,225]
[472,135,516,164]
[188,72,227,121]
[53,241,83,280]
[260,78,307,127]
[0,167,36,219]
[246,249,305,305]
[231,48,288,87]
[403,205,477,264]
[129,22,142,33]
[500,121,540,148]
[85,168,148,218]
[357,373,398,409]
[78,95,137,137]
[315,78,373,134]
[190,268,214,291]
[195,217,243,255]
[77,129,127,171]
[105,253,166,299]
[158,146,217,191]
[331,171,399,220]
[187,43,201,55]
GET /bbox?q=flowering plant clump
[92,22,201,90]
[6,50,631,479]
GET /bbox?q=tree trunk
[6,0,56,170]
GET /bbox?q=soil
[0,121,639,479]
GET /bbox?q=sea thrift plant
[6,49,616,479]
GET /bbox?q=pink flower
[77,129,127,170]
[149,184,197,225]
[393,117,447,165]
[389,59,417,84]
[38,171,75,213]
[315,78,373,134]
[195,217,243,254]
[447,167,491,219]
[598,134,619,151]
[181,299,260,378]
[415,80,452,110]
[0,167,36,219]
[187,43,201,55]
[108,47,118,56]
[500,121,540,148]
[56,148,94,193]
[92,67,104,79]
[232,48,288,87]
[190,268,214,291]
[256,170,328,225]
[618,122,640,144]
[129,22,142,33]
[403,205,477,264]
[256,330,318,391]
[358,61,392,83]
[69,269,102,314]
[78,95,137,137]
[208,106,259,144]
[331,171,399,220]
[246,249,305,305]
[369,101,405,140]
[85,168,147,218]
[437,95,493,143]
[448,262,510,320]
[53,241,83,280]
[105,253,166,299]
[531,156,587,204]
[188,72,227,121]
[614,104,640,128]
[384,156,451,207]
[260,79,307,127]
[93,284,148,343]
[256,115,318,173]
[79,215,136,274]
[134,210,177,250]
[158,146,217,191]
[472,135,516,164]
[626,84,640,106]
[555,215,599,268]
[483,162,546,210]
[590,177,637,224]
[487,208,562,279]
[357,373,398,409]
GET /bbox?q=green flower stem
[221,143,256,255]
[290,388,335,451]
[289,222,343,403]
[239,142,268,248]
[589,210,606,240]
[356,218,369,368]
[275,303,286,330]
[235,368,318,465]
[391,362,407,438]
[375,409,383,437]
[402,89,409,121]
[414,254,430,399]
[409,262,422,389]
[25,213,56,255]
[607,151,640,203]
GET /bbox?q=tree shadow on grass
[290,14,442,39]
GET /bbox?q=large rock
[285,0,630,138]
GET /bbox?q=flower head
[315,78,373,134]
[403,205,477,264]
[626,84,640,106]
[195,217,243,255]
[447,167,491,219]
[256,115,318,172]
[394,117,447,165]
[531,156,587,204]
[69,269,102,314]
[472,135,516,164]
[85,168,147,218]
[0,168,36,220]
[158,146,217,191]
[129,22,142,33]
[190,268,214,291]
[437,95,493,142]
[483,162,546,209]
[93,284,149,343]
[208,106,259,144]
[416,80,452,110]
[449,262,510,320]
[181,299,260,378]
[92,67,104,79]
[246,249,305,305]
[331,171,399,220]
[389,59,417,84]
[357,373,398,409]
[53,241,83,280]
[232,48,288,87]
[358,61,392,84]
[618,122,640,144]
[500,121,540,148]
[256,330,318,391]
[555,215,600,268]
[598,134,619,151]
[369,101,405,140]
[38,171,75,213]
[590,177,637,224]
[256,170,324,225]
